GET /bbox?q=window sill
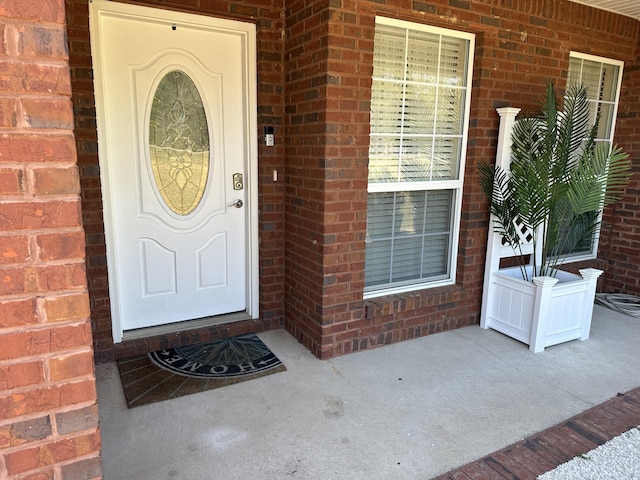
[363,283,465,319]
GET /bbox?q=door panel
[140,239,176,296]
[90,1,257,336]
[197,234,227,288]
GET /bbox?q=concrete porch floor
[95,304,640,479]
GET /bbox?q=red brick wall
[285,0,640,359]
[283,0,332,357]
[0,0,102,478]
[65,0,287,361]
[600,38,640,296]
[63,0,639,362]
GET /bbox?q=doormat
[116,334,286,408]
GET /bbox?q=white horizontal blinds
[369,25,408,184]
[365,191,453,288]
[369,24,468,183]
[563,53,623,259]
[366,19,472,294]
[568,55,621,144]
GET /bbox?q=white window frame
[562,51,624,263]
[364,17,475,298]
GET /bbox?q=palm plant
[479,81,630,281]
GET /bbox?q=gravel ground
[538,426,640,479]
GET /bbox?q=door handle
[227,199,243,208]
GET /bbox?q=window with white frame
[364,18,474,297]
[563,52,623,260]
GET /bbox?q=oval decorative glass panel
[149,70,210,216]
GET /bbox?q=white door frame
[89,0,259,343]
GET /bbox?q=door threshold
[122,312,252,342]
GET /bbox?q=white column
[494,107,521,170]
[480,107,521,329]
[578,268,604,340]
[529,276,559,352]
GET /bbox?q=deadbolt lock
[233,173,244,190]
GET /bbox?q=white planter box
[481,266,602,352]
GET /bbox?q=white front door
[90,1,258,340]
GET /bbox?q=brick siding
[1,0,636,477]
[0,0,102,478]
[63,0,640,363]
[284,0,640,359]
[600,40,640,296]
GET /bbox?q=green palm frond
[478,162,519,244]
[478,80,631,280]
[565,145,630,214]
[555,84,593,169]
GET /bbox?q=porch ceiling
[570,0,640,20]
